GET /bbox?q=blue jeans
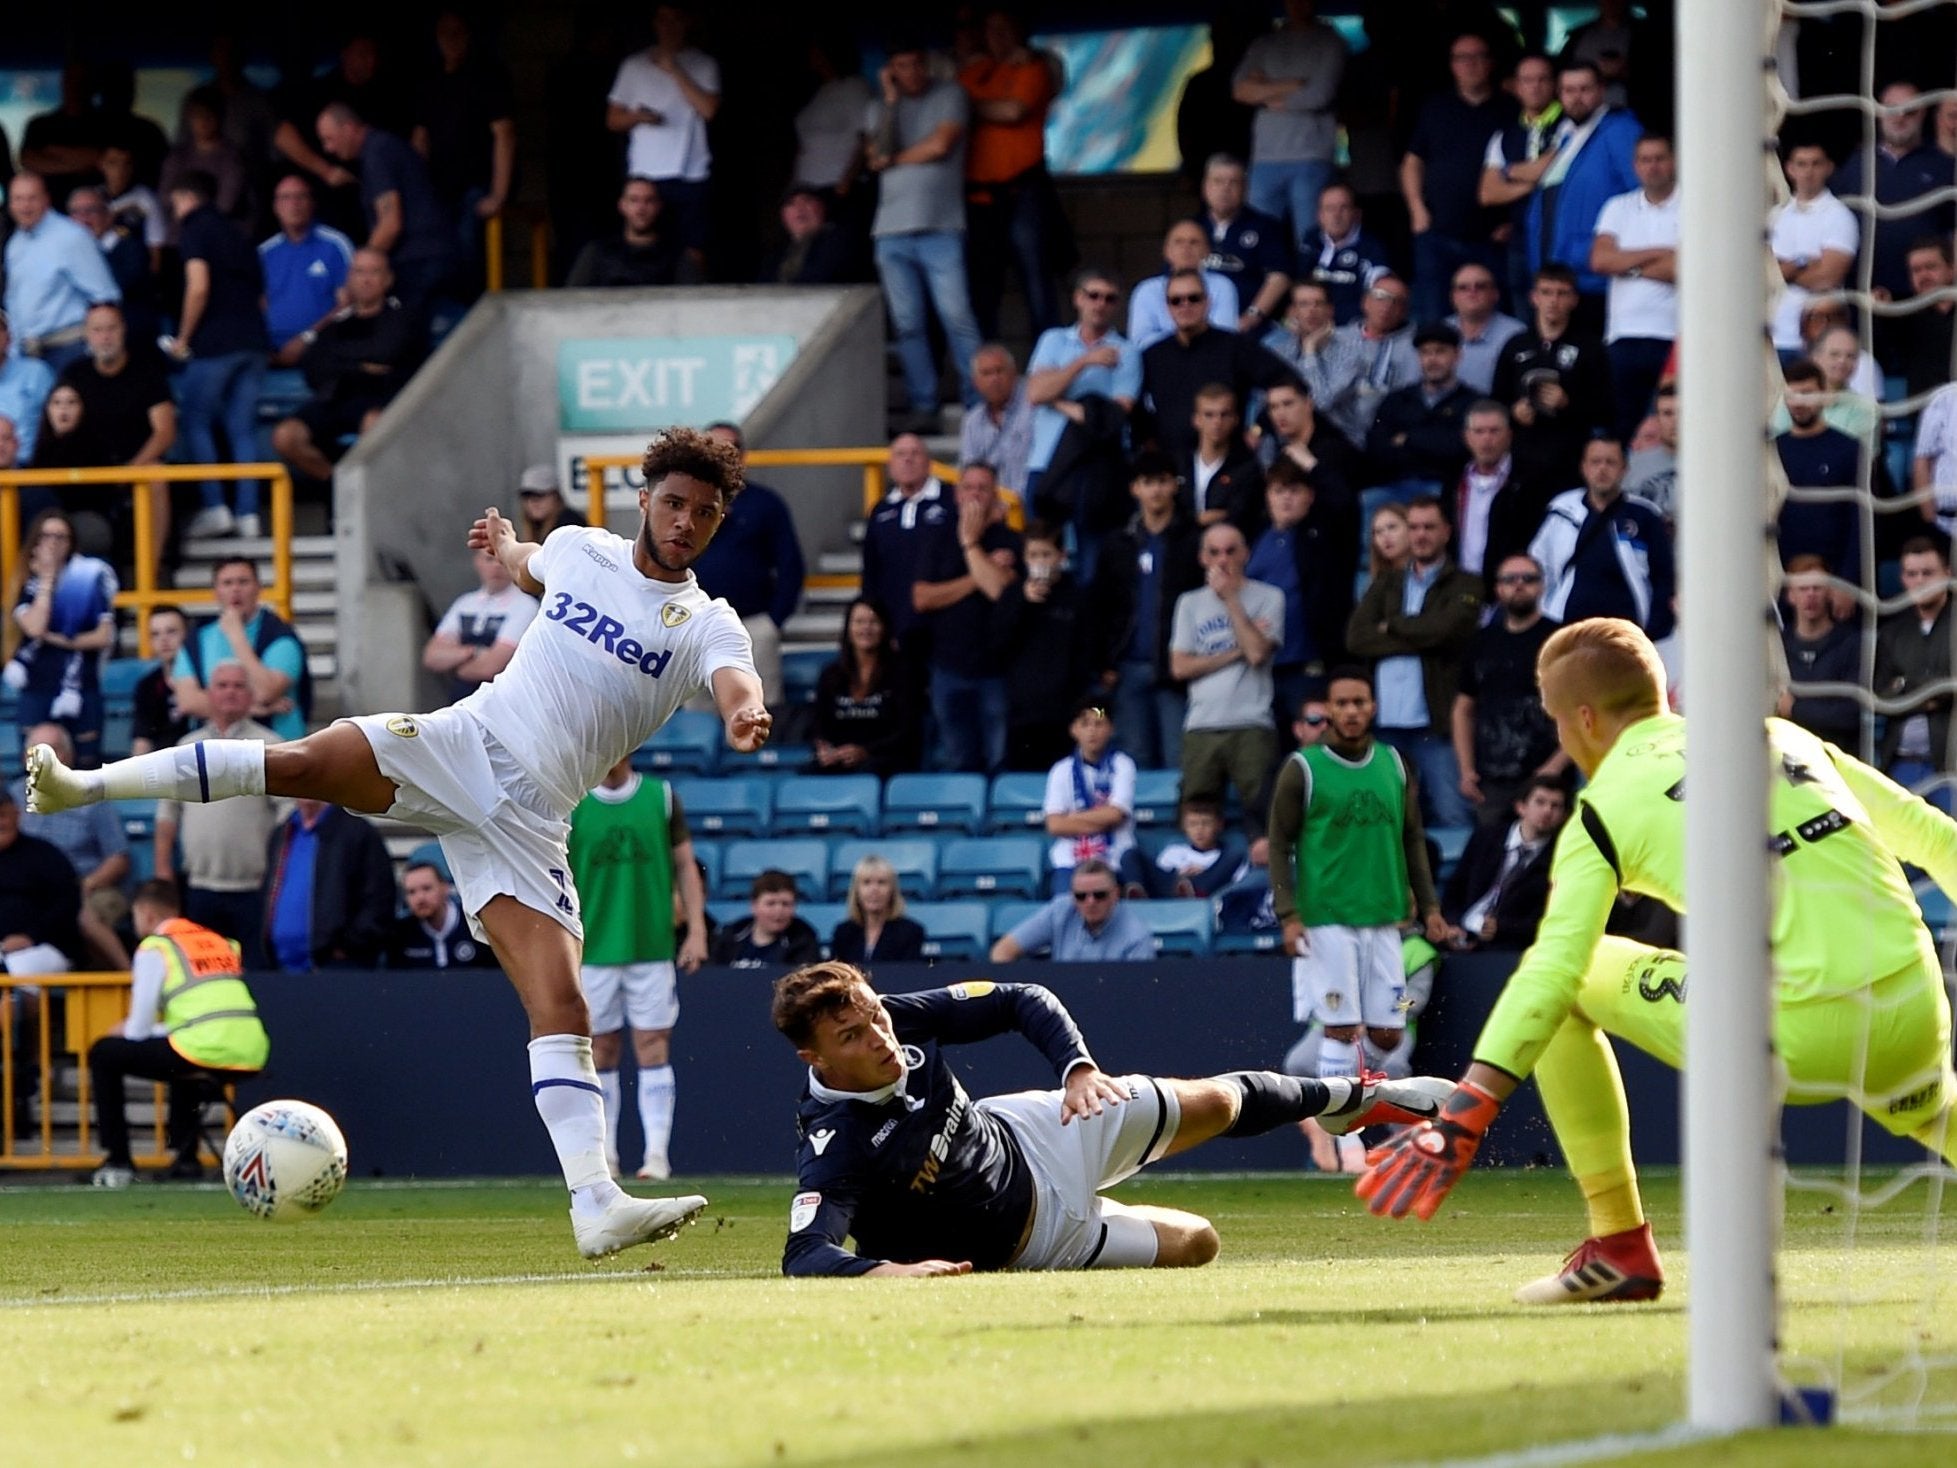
[1249,159,1334,248]
[178,350,266,517]
[1111,660,1186,771]
[1607,336,1675,442]
[875,232,984,413]
[968,176,1061,339]
[930,668,1008,773]
[1377,727,1474,831]
[1411,232,1503,326]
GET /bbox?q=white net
[1764,0,1957,1431]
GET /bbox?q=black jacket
[995,571,1092,727]
[1365,380,1478,486]
[1491,328,1614,500]
[709,916,821,968]
[1177,441,1265,530]
[1034,394,1133,536]
[259,807,397,970]
[1441,822,1554,950]
[1089,508,1206,685]
[829,916,927,965]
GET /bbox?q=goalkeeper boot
[1514,1222,1665,1305]
[572,1192,708,1260]
[1320,1073,1455,1136]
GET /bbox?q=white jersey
[459,526,753,815]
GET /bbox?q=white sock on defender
[528,1035,623,1212]
[98,740,266,803]
[638,1064,675,1166]
[1317,1035,1359,1080]
[597,1068,622,1169]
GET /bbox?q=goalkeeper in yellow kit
[1357,618,1957,1303]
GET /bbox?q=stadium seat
[707,898,752,929]
[0,725,20,768]
[1130,768,1182,826]
[781,648,828,707]
[720,743,813,773]
[937,835,1046,899]
[988,899,1050,941]
[825,837,940,900]
[1213,925,1284,957]
[986,772,1050,832]
[631,709,722,774]
[882,773,988,834]
[720,838,828,901]
[906,900,991,960]
[1131,898,1214,957]
[1430,824,1473,880]
[100,708,134,761]
[671,776,773,838]
[100,657,155,701]
[1917,884,1954,940]
[798,901,849,950]
[120,799,159,841]
[773,774,880,835]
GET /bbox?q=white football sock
[527,1034,623,1212]
[597,1068,622,1171]
[98,740,266,803]
[1317,1035,1359,1080]
[638,1064,675,1169]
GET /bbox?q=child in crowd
[708,870,821,968]
[1042,698,1146,896]
[1139,796,1247,899]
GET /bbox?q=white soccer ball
[222,1099,349,1221]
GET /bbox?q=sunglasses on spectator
[1072,888,1116,903]
[1167,293,1207,306]
[1368,288,1408,303]
[1301,713,1328,726]
[1497,572,1543,585]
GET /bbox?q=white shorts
[978,1075,1181,1271]
[346,707,581,943]
[582,960,678,1033]
[1293,924,1405,1030]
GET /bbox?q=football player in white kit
[25,428,771,1260]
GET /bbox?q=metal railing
[1,973,231,1171]
[0,464,295,659]
[484,209,552,293]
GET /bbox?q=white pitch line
[1390,1424,1711,1468]
[2,1267,758,1310]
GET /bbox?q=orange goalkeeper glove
[1353,1079,1502,1220]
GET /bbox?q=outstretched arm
[711,665,772,753]
[468,508,543,596]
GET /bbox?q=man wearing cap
[516,464,587,544]
[1364,322,1477,503]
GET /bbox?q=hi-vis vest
[148,918,269,1071]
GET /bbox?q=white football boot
[572,1192,707,1259]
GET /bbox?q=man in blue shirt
[261,175,355,366]
[0,312,56,463]
[4,172,121,376]
[1025,270,1143,493]
[1524,62,1640,335]
[261,799,396,970]
[694,422,806,707]
[316,104,452,314]
[172,557,309,742]
[989,858,1155,962]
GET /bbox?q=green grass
[4,1170,1954,1467]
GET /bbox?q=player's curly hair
[772,961,875,1047]
[641,426,745,504]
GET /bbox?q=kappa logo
[581,543,618,572]
[385,715,419,738]
[660,602,691,629]
[808,1127,835,1156]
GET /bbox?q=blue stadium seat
[773,774,880,835]
[0,725,20,768]
[1130,769,1182,826]
[126,839,156,883]
[986,772,1050,832]
[825,837,940,900]
[882,773,988,834]
[988,899,1050,941]
[120,799,159,841]
[798,902,849,951]
[781,648,829,707]
[1917,884,1954,940]
[100,657,155,702]
[691,840,722,897]
[720,743,813,773]
[406,840,452,882]
[1131,898,1214,957]
[671,776,773,838]
[906,900,991,960]
[707,898,752,929]
[720,838,827,900]
[937,835,1046,899]
[631,709,721,774]
[100,708,135,761]
[1213,925,1284,957]
[1430,824,1473,881]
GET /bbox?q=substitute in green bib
[89,878,269,1187]
[568,756,707,1181]
[1358,618,1957,1306]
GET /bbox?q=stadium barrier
[6,958,1930,1178]
[483,208,551,293]
[0,462,297,658]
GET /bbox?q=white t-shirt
[1592,187,1680,343]
[609,49,721,182]
[435,583,540,649]
[460,527,753,815]
[1916,384,1957,535]
[793,75,873,189]
[1768,190,1858,349]
[1169,580,1285,733]
[1043,751,1138,871]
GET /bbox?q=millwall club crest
[661,603,691,629]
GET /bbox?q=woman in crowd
[6,509,118,766]
[1361,500,1411,596]
[810,598,917,777]
[829,854,926,966]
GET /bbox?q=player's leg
[1307,925,1364,1080]
[1156,1070,1443,1158]
[1100,1198,1219,1269]
[473,896,704,1259]
[1282,1025,1362,1172]
[631,1027,675,1180]
[28,721,396,816]
[583,963,626,1175]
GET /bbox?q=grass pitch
[5,1169,1954,1467]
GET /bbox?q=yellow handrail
[484,210,551,294]
[0,973,222,1170]
[0,464,295,659]
[579,448,960,530]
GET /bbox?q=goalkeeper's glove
[1353,1078,1502,1221]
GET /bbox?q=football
[222,1100,349,1222]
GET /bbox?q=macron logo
[544,592,674,677]
[809,1128,835,1156]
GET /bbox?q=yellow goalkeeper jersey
[1475,713,1957,1079]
